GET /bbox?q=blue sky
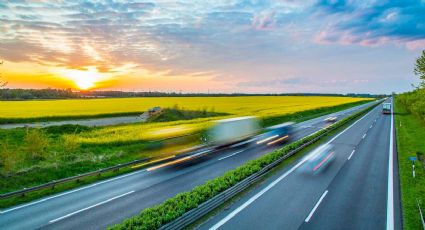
[0,0,424,93]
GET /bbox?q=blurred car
[256,122,294,146]
[300,144,335,174]
[324,116,337,123]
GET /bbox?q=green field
[0,96,371,198]
[395,99,425,230]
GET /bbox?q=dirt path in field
[0,114,149,129]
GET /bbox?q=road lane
[300,105,391,230]
[199,100,395,230]
[0,101,376,230]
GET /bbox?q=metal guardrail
[0,134,203,199]
[0,157,150,199]
[159,103,377,230]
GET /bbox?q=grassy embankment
[394,99,425,230]
[0,97,371,208]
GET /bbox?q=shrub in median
[110,104,376,230]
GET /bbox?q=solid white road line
[305,190,328,222]
[1,170,145,214]
[192,149,213,157]
[49,190,134,223]
[347,150,356,160]
[218,150,245,161]
[208,106,377,230]
[386,101,394,230]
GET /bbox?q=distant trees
[0,88,79,100]
[397,50,425,123]
[414,50,425,88]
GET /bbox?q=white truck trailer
[208,116,260,147]
[382,103,391,114]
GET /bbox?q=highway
[0,101,378,230]
[199,99,402,230]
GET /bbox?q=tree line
[0,88,79,100]
[397,50,425,122]
[0,89,384,100]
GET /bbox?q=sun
[59,67,102,90]
[74,76,95,90]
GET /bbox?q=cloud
[314,0,425,49]
[252,11,276,30]
[0,0,420,93]
[237,77,304,87]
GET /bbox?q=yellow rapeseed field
[42,96,370,144]
[0,96,369,119]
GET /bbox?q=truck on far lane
[382,103,391,114]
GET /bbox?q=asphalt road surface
[199,98,401,230]
[0,115,146,129]
[0,101,379,230]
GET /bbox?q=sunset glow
[0,1,424,93]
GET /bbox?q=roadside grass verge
[395,98,425,230]
[0,100,371,209]
[109,102,377,230]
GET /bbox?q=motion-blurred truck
[207,116,260,147]
[382,103,391,114]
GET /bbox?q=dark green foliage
[147,108,226,123]
[397,89,425,123]
[414,50,425,87]
[43,124,91,135]
[0,88,78,100]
